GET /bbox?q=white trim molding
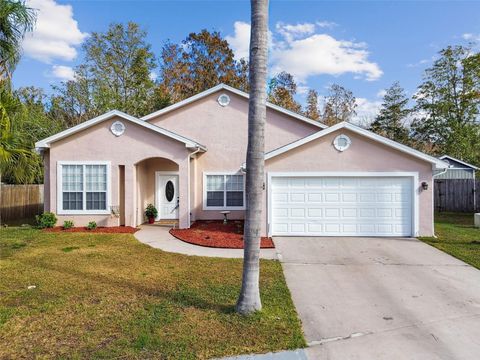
[141,83,327,129]
[36,110,207,152]
[56,161,112,215]
[265,122,450,169]
[267,171,420,238]
[202,171,246,211]
[439,155,478,170]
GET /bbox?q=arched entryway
[135,157,179,225]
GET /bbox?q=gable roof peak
[35,109,206,151]
[265,121,449,169]
[141,84,328,129]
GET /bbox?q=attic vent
[111,121,126,136]
[217,94,230,107]
[333,134,351,152]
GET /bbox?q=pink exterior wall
[263,129,434,236]
[148,90,320,222]
[43,88,434,237]
[46,116,191,228]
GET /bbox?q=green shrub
[86,221,97,230]
[63,220,74,230]
[35,212,57,229]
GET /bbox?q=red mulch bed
[170,220,274,249]
[44,226,139,234]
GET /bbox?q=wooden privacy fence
[434,179,480,212]
[0,184,44,223]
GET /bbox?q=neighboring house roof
[264,122,450,169]
[35,110,207,151]
[141,83,328,129]
[438,155,478,170]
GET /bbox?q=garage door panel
[290,208,306,217]
[290,193,305,202]
[307,193,323,202]
[307,208,322,217]
[271,176,413,237]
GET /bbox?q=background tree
[0,0,37,184]
[52,22,160,126]
[321,84,357,126]
[303,89,320,120]
[0,0,35,80]
[236,0,269,315]
[411,45,480,165]
[369,82,410,143]
[160,29,249,102]
[267,71,301,113]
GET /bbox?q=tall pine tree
[411,45,480,165]
[370,82,410,143]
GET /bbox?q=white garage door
[270,176,413,237]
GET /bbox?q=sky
[13,0,480,122]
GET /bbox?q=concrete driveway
[274,237,480,360]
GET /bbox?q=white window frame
[203,172,246,210]
[57,161,111,215]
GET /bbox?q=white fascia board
[265,122,450,169]
[439,155,479,170]
[141,83,327,129]
[35,110,206,151]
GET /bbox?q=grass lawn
[419,212,480,269]
[0,228,305,359]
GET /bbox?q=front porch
[135,157,185,227]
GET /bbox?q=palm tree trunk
[236,0,269,315]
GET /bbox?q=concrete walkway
[219,349,307,360]
[134,224,278,259]
[275,236,480,360]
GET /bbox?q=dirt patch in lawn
[170,220,274,249]
[44,226,139,234]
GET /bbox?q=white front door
[270,176,414,237]
[156,174,179,220]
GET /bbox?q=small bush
[35,212,57,229]
[86,221,97,230]
[144,204,158,219]
[63,220,74,230]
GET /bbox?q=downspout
[431,167,449,237]
[187,146,202,227]
[473,170,476,212]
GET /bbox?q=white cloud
[351,97,382,126]
[227,20,382,83]
[149,71,158,81]
[376,89,387,98]
[462,33,480,42]
[407,58,430,68]
[226,21,251,60]
[276,22,315,42]
[23,0,88,63]
[51,65,74,81]
[316,21,337,29]
[271,33,382,83]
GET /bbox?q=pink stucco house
[35,84,448,237]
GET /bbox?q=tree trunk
[236,0,269,315]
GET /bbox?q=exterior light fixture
[421,182,428,190]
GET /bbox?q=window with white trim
[205,174,245,209]
[59,163,109,213]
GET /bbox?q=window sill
[202,207,246,211]
[57,210,111,215]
